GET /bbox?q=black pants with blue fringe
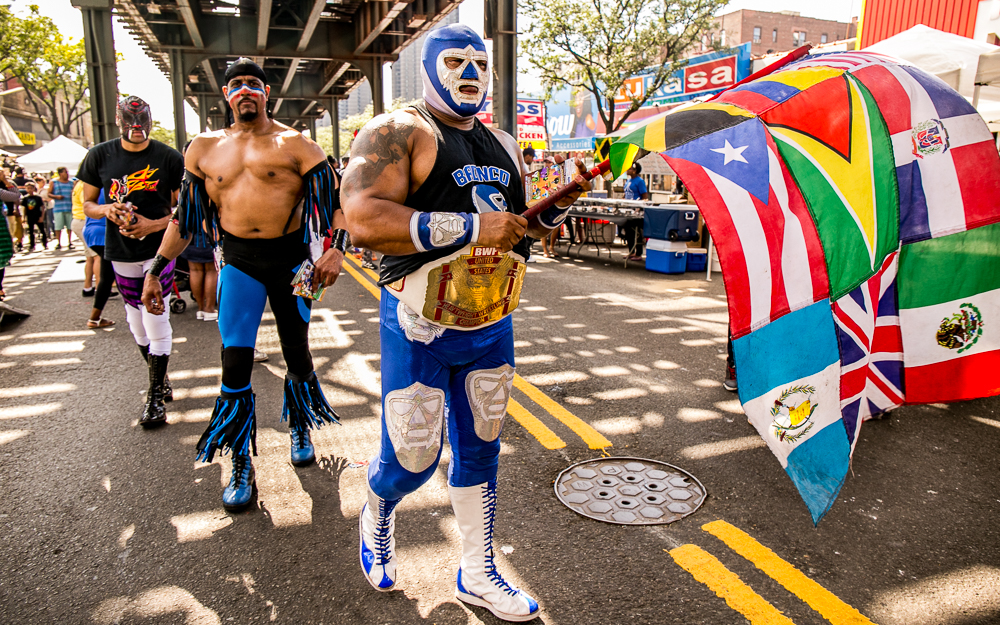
[196,231,338,462]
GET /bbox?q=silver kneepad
[384,382,446,473]
[465,364,515,442]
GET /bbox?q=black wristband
[146,254,171,278]
[330,228,349,254]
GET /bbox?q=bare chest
[201,138,301,195]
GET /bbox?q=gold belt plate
[423,246,526,328]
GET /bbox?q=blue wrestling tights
[368,291,517,501]
[196,232,317,461]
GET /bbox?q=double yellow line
[341,253,611,451]
[670,520,875,625]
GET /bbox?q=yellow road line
[669,544,796,625]
[512,375,612,450]
[342,261,382,300]
[344,252,381,281]
[339,256,581,450]
[506,398,566,450]
[702,521,875,625]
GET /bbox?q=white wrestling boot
[359,480,400,591]
[450,482,540,622]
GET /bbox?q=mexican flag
[898,222,1000,403]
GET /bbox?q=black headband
[224,57,267,86]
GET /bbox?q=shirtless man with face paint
[140,58,349,511]
[341,24,589,622]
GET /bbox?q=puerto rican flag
[832,251,903,450]
[851,63,1000,243]
[664,116,829,339]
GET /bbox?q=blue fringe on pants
[196,389,257,462]
[282,371,340,432]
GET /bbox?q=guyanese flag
[760,73,899,299]
[898,222,1000,403]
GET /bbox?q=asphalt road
[0,243,998,625]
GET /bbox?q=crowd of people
[0,25,710,622]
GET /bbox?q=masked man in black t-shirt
[139,58,347,513]
[340,24,589,622]
[79,96,184,429]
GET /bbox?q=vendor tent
[0,116,24,147]
[864,25,1000,127]
[16,135,88,175]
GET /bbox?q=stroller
[169,256,193,314]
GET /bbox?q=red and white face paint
[226,82,267,109]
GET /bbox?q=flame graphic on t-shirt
[109,165,160,203]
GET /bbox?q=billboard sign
[476,98,547,149]
[546,44,751,145]
[613,43,751,111]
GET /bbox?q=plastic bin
[686,248,707,272]
[646,239,688,274]
[643,205,700,241]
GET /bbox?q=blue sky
[10,0,861,132]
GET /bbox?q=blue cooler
[686,248,707,272]
[643,205,700,242]
[646,240,688,274]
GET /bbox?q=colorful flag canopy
[609,51,1000,524]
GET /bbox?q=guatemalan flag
[733,301,846,525]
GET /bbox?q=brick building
[1,74,93,155]
[698,9,857,56]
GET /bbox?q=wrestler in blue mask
[421,24,490,119]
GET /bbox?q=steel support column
[74,0,119,143]
[493,0,517,138]
[169,50,187,151]
[308,117,317,141]
[370,62,384,117]
[198,96,208,133]
[329,97,340,161]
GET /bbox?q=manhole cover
[555,457,706,525]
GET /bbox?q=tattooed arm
[341,107,529,255]
[340,110,427,255]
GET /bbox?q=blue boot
[290,427,316,467]
[223,455,256,512]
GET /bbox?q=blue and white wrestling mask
[421,24,490,119]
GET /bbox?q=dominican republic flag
[733,300,847,524]
[833,251,903,451]
[852,63,1000,243]
[663,115,829,339]
[898,223,1000,403]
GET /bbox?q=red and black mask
[117,96,152,144]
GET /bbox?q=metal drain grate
[555,457,707,525]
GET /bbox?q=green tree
[149,121,175,146]
[521,0,727,134]
[336,98,422,156]
[3,5,91,141]
[0,5,48,78]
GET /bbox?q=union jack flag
[832,252,904,450]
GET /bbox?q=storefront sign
[15,131,35,145]
[613,43,751,111]
[546,44,751,144]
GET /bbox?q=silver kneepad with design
[384,382,446,473]
[465,364,515,442]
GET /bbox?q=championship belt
[387,244,526,330]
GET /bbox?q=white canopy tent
[15,135,89,175]
[864,25,1000,129]
[0,116,24,148]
